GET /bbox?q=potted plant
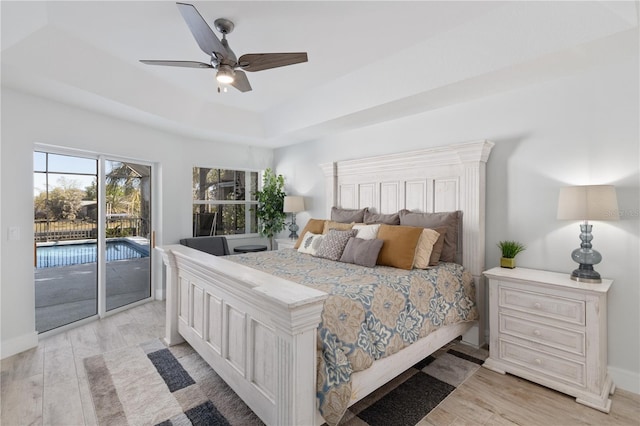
[498,240,526,268]
[254,168,287,250]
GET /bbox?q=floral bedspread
[226,249,477,425]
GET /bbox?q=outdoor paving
[35,258,150,333]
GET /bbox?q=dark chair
[179,236,230,256]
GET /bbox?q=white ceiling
[2,1,638,148]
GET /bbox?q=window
[192,168,258,236]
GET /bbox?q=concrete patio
[35,257,150,333]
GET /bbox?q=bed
[159,140,494,425]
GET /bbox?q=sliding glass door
[34,152,99,332]
[105,160,151,311]
[34,151,152,333]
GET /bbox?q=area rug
[84,339,487,426]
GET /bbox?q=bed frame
[159,140,494,425]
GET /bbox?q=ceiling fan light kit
[216,65,235,84]
[140,2,308,93]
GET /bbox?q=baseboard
[1,331,38,359]
[155,288,165,301]
[609,365,640,394]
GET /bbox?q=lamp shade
[283,196,305,213]
[557,185,619,221]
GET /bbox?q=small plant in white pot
[498,240,526,268]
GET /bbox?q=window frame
[191,167,260,238]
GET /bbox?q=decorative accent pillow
[363,211,400,225]
[428,226,448,266]
[315,229,358,261]
[297,232,325,255]
[375,224,424,270]
[294,218,326,249]
[413,228,441,269]
[331,207,368,224]
[322,220,354,234]
[352,223,381,240]
[340,237,384,268]
[399,210,461,263]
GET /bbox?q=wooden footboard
[159,245,327,425]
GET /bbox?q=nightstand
[275,238,296,250]
[483,267,614,413]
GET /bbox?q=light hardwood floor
[1,300,165,426]
[1,300,638,426]
[423,366,639,426]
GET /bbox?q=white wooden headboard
[320,140,494,346]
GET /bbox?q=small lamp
[283,196,305,240]
[557,185,618,283]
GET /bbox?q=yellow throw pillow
[322,220,354,234]
[376,224,424,270]
[294,219,326,249]
[413,228,441,269]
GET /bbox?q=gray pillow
[399,210,461,263]
[364,211,400,225]
[340,237,384,268]
[315,229,358,261]
[331,207,368,223]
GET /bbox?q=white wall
[274,57,640,392]
[0,88,273,357]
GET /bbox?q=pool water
[36,240,149,268]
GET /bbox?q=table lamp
[283,196,305,239]
[557,185,618,283]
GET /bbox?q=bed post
[273,307,324,425]
[158,247,184,346]
[320,162,337,218]
[458,141,494,347]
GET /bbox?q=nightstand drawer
[499,313,585,356]
[499,340,586,387]
[499,286,585,325]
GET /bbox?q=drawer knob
[534,329,541,336]
[534,302,542,309]
[535,358,542,365]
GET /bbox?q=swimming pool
[36,240,149,268]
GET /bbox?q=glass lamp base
[569,223,603,283]
[288,223,299,240]
[570,265,602,283]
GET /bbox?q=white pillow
[413,228,441,269]
[352,224,381,240]
[297,232,325,255]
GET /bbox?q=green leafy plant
[497,240,526,258]
[254,168,286,249]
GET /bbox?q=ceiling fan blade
[176,2,227,57]
[238,52,308,72]
[230,70,252,92]
[140,60,213,68]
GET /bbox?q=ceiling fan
[140,2,308,93]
